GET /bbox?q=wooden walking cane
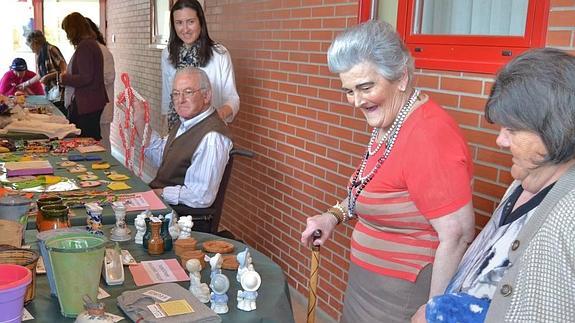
[306,229,322,323]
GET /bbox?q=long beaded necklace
[346,89,420,219]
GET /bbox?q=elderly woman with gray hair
[300,21,475,322]
[415,48,575,323]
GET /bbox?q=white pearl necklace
[346,89,420,219]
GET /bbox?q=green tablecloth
[23,225,294,323]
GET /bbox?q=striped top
[350,99,473,282]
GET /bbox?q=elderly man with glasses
[137,67,232,232]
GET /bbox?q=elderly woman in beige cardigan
[413,48,575,323]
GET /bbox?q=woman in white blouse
[161,0,239,130]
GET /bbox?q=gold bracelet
[327,209,343,225]
[327,201,346,225]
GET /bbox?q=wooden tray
[202,240,234,254]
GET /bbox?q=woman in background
[86,17,116,150]
[60,12,107,140]
[25,30,67,112]
[162,0,239,130]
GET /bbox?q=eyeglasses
[170,88,203,101]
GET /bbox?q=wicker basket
[0,244,39,304]
[0,219,23,247]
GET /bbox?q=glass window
[0,0,35,71]
[43,0,100,62]
[413,0,528,36]
[152,0,171,45]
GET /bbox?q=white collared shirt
[145,107,232,208]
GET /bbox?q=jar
[160,218,173,252]
[147,221,164,256]
[36,196,62,232]
[143,218,151,249]
[39,205,70,231]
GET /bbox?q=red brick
[441,77,483,94]
[548,10,575,27]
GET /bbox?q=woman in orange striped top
[301,21,475,323]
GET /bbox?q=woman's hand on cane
[301,213,338,247]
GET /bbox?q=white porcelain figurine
[186,259,210,303]
[166,211,180,239]
[134,211,148,244]
[237,270,261,312]
[205,253,223,283]
[177,215,193,239]
[236,248,254,283]
[210,273,230,314]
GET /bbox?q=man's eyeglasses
[170,88,203,101]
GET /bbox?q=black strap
[499,182,556,226]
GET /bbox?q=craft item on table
[68,154,102,162]
[69,165,88,173]
[78,174,99,181]
[205,253,223,283]
[179,249,205,269]
[116,73,150,178]
[166,211,180,239]
[237,270,261,312]
[85,202,104,235]
[103,244,125,286]
[4,160,53,177]
[107,182,131,191]
[202,240,235,254]
[177,215,193,239]
[76,145,106,154]
[59,161,76,167]
[147,219,164,255]
[236,248,254,282]
[116,283,221,323]
[110,201,131,242]
[186,259,210,303]
[0,153,19,162]
[174,237,197,257]
[117,190,167,212]
[134,211,148,245]
[79,181,101,188]
[91,162,110,170]
[128,259,189,286]
[210,273,230,314]
[121,250,137,266]
[75,295,115,323]
[221,255,239,270]
[107,173,129,181]
[1,118,80,139]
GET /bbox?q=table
[0,148,171,229]
[24,225,295,323]
[0,96,67,140]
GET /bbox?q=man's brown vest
[149,111,230,190]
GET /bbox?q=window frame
[359,0,550,74]
[151,0,175,46]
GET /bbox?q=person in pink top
[0,58,45,96]
[300,21,475,322]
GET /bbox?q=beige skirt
[340,263,432,323]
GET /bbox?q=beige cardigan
[486,164,575,322]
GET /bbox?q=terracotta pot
[147,221,164,256]
[179,250,205,269]
[174,238,197,257]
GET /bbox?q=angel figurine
[134,211,148,244]
[237,270,261,312]
[205,253,223,283]
[236,248,254,283]
[177,215,193,239]
[186,259,210,303]
[210,273,230,314]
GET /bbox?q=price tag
[147,304,166,318]
[143,289,172,302]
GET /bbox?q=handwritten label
[147,304,166,318]
[143,290,172,302]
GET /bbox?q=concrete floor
[290,286,337,323]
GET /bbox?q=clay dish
[202,240,234,254]
[179,249,205,269]
[221,254,239,270]
[174,237,197,257]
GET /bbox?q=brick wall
[105,0,575,320]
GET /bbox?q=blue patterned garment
[426,293,491,323]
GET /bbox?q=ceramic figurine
[134,211,148,244]
[166,211,180,239]
[237,270,261,312]
[85,202,104,235]
[205,253,223,283]
[110,201,131,241]
[177,215,193,239]
[236,248,254,283]
[209,273,230,314]
[74,295,114,323]
[186,259,210,303]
